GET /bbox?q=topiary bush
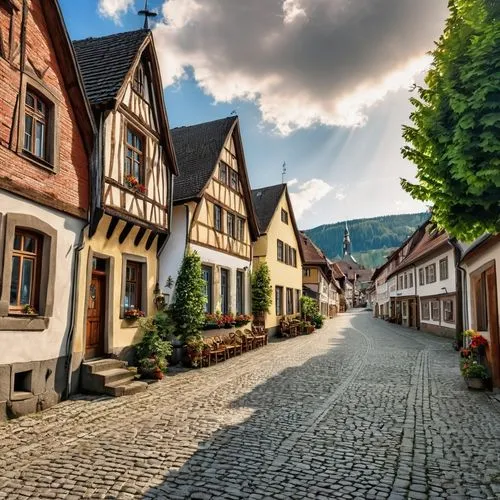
[171,251,206,342]
[251,262,272,320]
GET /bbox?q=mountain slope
[303,212,429,268]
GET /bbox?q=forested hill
[303,212,429,268]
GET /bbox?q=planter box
[465,377,485,390]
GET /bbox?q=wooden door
[86,272,106,358]
[486,267,499,386]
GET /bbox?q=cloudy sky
[62,0,448,229]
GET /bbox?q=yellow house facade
[70,30,177,394]
[252,184,303,334]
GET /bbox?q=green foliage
[460,359,489,379]
[401,0,500,240]
[300,296,318,320]
[304,213,429,262]
[353,248,398,269]
[251,262,272,315]
[171,251,206,341]
[311,312,324,329]
[135,316,173,372]
[153,310,176,341]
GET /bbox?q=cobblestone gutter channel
[0,311,499,499]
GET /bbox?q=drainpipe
[450,239,466,339]
[63,222,88,400]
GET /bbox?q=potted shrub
[312,312,324,329]
[22,304,37,315]
[251,263,272,326]
[135,317,173,379]
[124,308,146,320]
[460,359,489,389]
[185,334,207,368]
[235,314,251,328]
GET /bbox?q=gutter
[450,238,466,337]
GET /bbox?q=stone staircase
[81,359,148,397]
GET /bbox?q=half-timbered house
[251,184,304,335]
[0,0,95,418]
[159,116,258,321]
[71,30,177,394]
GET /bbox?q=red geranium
[470,334,488,349]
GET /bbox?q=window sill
[11,391,34,401]
[120,318,140,328]
[21,150,56,174]
[0,315,49,331]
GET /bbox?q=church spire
[343,221,351,257]
[138,0,157,29]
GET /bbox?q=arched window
[23,90,48,160]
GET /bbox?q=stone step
[82,358,128,375]
[94,368,135,386]
[104,380,148,397]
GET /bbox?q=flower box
[465,377,485,390]
[124,308,146,319]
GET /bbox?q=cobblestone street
[1,311,499,499]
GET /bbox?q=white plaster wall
[463,242,500,340]
[159,205,188,296]
[190,243,251,315]
[0,192,84,364]
[417,248,456,297]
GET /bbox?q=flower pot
[153,368,164,380]
[465,377,485,390]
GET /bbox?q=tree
[251,262,272,318]
[171,251,206,341]
[401,0,500,241]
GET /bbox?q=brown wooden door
[486,268,500,386]
[86,273,106,359]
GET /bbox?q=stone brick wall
[0,0,89,219]
[420,321,455,339]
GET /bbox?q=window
[275,286,283,316]
[421,301,430,320]
[399,276,404,289]
[439,257,449,281]
[286,288,294,315]
[214,205,222,232]
[237,218,245,241]
[14,370,32,393]
[284,244,290,265]
[404,274,408,289]
[281,209,289,224]
[219,162,227,184]
[443,299,454,323]
[304,268,311,277]
[202,266,212,313]
[132,64,145,96]
[24,90,48,160]
[431,300,440,321]
[124,261,142,311]
[230,170,238,191]
[408,273,413,289]
[220,268,229,314]
[419,268,425,286]
[236,270,244,314]
[277,240,284,262]
[227,213,235,238]
[295,290,301,313]
[10,231,41,311]
[402,301,408,317]
[125,127,144,182]
[425,264,436,284]
[292,248,297,267]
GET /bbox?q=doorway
[85,258,107,359]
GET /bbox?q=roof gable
[251,184,286,234]
[172,116,237,201]
[73,30,149,106]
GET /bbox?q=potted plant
[124,308,146,320]
[460,359,489,389]
[235,314,251,327]
[251,263,272,326]
[185,334,207,368]
[22,304,37,315]
[124,174,147,194]
[312,312,324,329]
[135,317,173,379]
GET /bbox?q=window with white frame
[421,300,430,320]
[425,264,436,284]
[419,268,425,286]
[443,299,454,323]
[439,257,449,281]
[431,300,440,321]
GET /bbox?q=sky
[60,0,449,230]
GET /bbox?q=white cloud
[152,0,447,134]
[98,0,134,23]
[287,178,299,187]
[289,179,334,219]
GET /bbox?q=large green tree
[401,0,500,241]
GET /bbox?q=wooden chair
[280,319,291,338]
[235,330,252,352]
[220,335,237,358]
[206,337,226,364]
[229,332,243,356]
[251,326,267,347]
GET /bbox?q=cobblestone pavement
[1,311,500,499]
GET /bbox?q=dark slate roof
[73,30,149,105]
[251,184,286,233]
[172,116,238,201]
